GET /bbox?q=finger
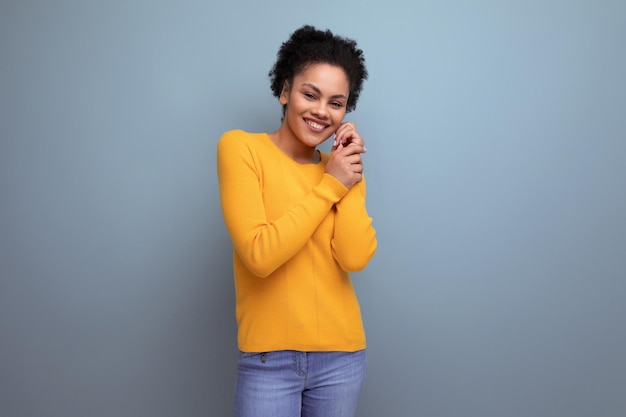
[342,155,363,170]
[334,122,355,143]
[335,122,354,135]
[331,131,350,149]
[338,121,356,132]
[338,143,365,156]
[337,127,363,148]
[350,160,363,173]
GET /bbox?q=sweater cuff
[315,173,349,203]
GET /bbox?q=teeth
[306,120,325,130]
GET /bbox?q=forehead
[294,63,349,93]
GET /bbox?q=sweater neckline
[261,133,325,167]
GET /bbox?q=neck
[269,127,319,164]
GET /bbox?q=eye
[330,102,344,108]
[303,92,316,100]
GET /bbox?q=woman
[217,25,377,417]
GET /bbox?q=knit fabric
[217,130,376,352]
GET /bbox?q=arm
[332,176,377,272]
[217,131,349,277]
[326,122,377,271]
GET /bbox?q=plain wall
[1,1,625,416]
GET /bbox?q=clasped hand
[324,122,366,189]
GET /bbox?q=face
[279,63,350,148]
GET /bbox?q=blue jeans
[234,350,367,417]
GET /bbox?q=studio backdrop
[1,1,625,416]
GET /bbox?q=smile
[305,119,328,131]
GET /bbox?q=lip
[304,117,329,132]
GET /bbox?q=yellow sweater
[217,130,377,352]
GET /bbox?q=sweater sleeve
[217,131,349,277]
[331,176,377,272]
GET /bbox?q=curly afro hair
[269,25,368,114]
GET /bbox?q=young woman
[217,25,377,417]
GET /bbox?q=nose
[311,102,329,119]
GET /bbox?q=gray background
[1,1,625,416]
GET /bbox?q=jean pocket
[239,351,268,360]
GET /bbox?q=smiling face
[273,63,349,162]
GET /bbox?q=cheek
[334,109,347,121]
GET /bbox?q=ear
[279,81,290,105]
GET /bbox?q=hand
[325,122,366,189]
[331,122,364,151]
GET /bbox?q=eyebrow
[301,83,348,100]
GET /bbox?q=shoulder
[219,129,255,144]
[218,130,270,150]
[217,130,274,164]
